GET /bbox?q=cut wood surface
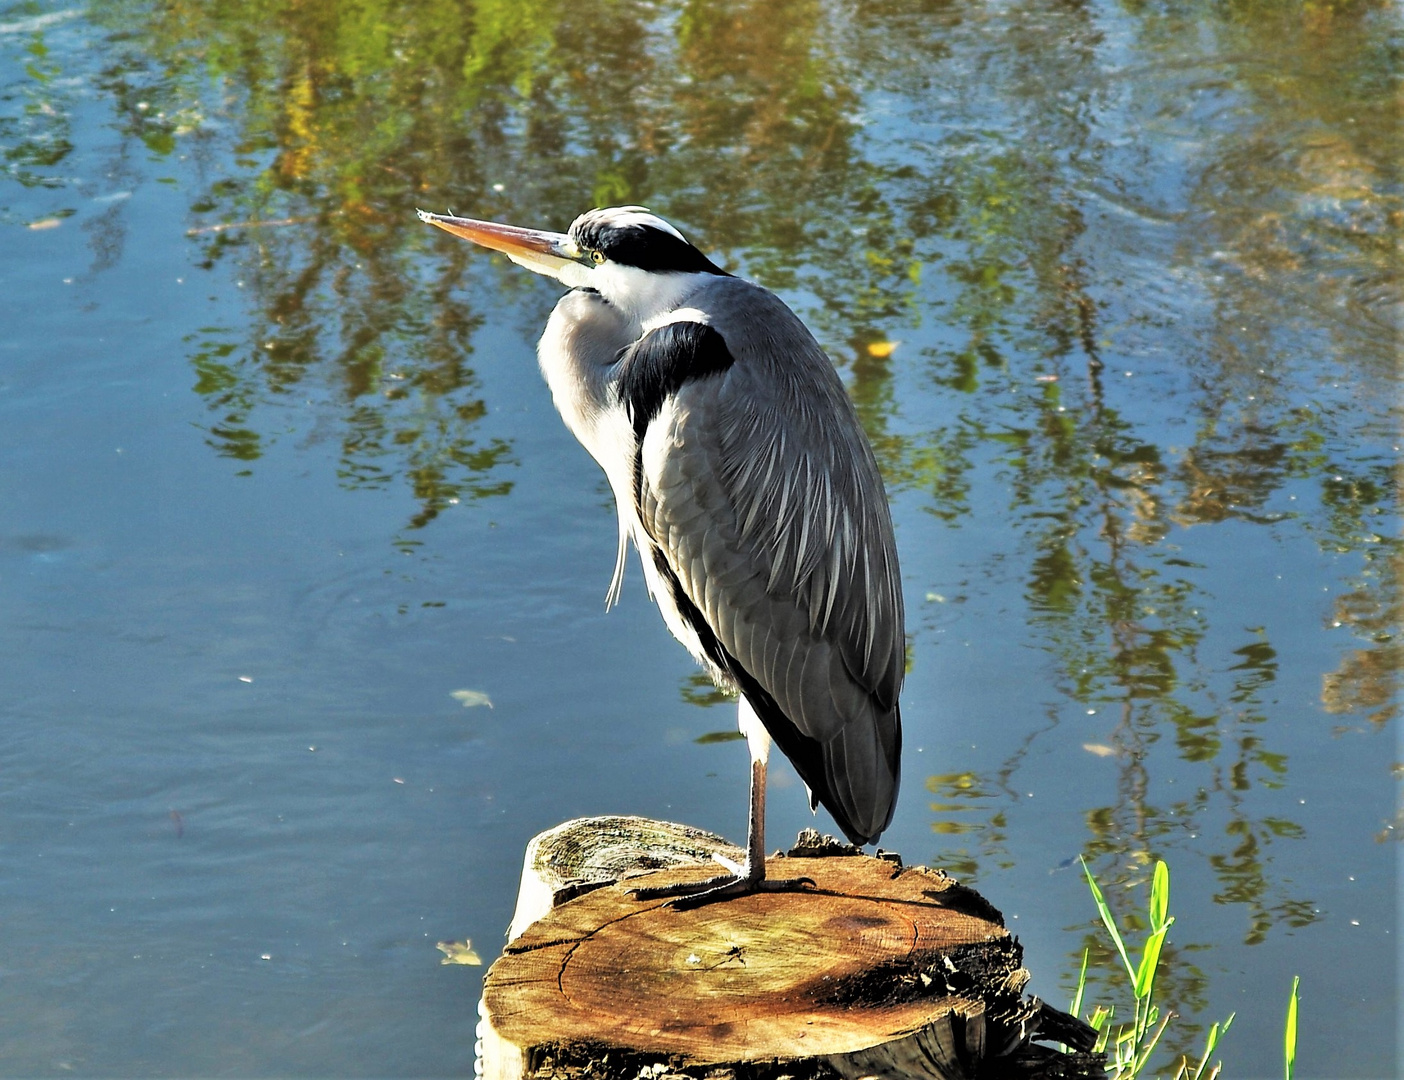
[491,853,1013,1058]
[477,817,1101,1079]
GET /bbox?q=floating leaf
[436,939,482,965]
[450,689,493,709]
[865,340,899,357]
[1083,743,1116,757]
[27,217,63,230]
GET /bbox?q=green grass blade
[1060,947,1091,1053]
[1133,1006,1174,1075]
[1071,947,1090,1018]
[1285,976,1300,1080]
[1090,1006,1113,1054]
[1191,1021,1221,1080]
[1191,1013,1234,1080]
[1081,855,1135,981]
[1150,859,1170,930]
[1134,920,1172,999]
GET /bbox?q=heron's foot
[628,871,817,910]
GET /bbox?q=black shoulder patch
[614,320,736,447]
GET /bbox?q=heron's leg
[737,697,771,882]
[628,699,815,908]
[742,755,767,882]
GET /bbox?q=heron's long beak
[417,210,587,285]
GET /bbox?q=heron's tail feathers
[818,702,902,846]
[731,660,901,847]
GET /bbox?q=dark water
[1,0,1398,1075]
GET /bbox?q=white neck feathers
[589,263,710,329]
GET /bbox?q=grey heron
[419,205,903,906]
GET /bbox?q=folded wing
[617,314,904,844]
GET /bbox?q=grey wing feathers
[633,301,903,844]
[710,372,904,709]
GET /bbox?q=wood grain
[487,854,1015,1060]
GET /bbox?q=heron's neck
[590,264,712,331]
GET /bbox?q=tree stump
[477,817,1101,1080]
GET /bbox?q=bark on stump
[477,817,1101,1080]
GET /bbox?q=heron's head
[417,205,727,319]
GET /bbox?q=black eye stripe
[571,221,728,276]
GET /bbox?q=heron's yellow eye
[590,250,605,264]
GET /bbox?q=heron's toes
[626,873,735,902]
[754,875,818,894]
[654,874,816,911]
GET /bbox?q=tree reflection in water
[33,0,1397,1062]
